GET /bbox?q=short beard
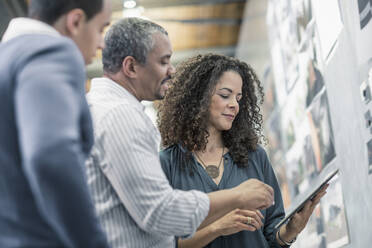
[154,91,165,100]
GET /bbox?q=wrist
[283,223,298,239]
[209,222,223,237]
[277,225,297,246]
[229,188,243,209]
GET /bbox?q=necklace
[194,147,224,179]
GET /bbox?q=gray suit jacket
[0,33,109,247]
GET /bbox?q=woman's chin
[219,125,233,131]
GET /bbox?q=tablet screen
[275,168,339,229]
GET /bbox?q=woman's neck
[203,127,224,153]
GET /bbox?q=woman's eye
[219,94,228,99]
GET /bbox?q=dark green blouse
[159,144,288,248]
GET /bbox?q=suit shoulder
[3,34,84,72]
[34,35,84,67]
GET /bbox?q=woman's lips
[223,114,235,120]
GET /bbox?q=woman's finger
[251,216,263,229]
[251,212,263,227]
[244,216,262,229]
[311,190,327,205]
[299,200,312,214]
[256,210,264,219]
[239,209,264,219]
[236,222,256,232]
[239,209,264,227]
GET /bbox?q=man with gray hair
[86,17,275,247]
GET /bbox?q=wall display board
[263,0,372,246]
[312,0,343,62]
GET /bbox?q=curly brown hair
[157,54,264,168]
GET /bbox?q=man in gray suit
[0,0,112,247]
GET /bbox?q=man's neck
[104,73,142,101]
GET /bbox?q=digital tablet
[275,168,339,229]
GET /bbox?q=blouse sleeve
[259,148,289,248]
[159,149,173,184]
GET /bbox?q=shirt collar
[2,17,61,42]
[90,77,145,111]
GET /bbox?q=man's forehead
[149,32,173,58]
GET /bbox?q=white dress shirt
[85,77,210,248]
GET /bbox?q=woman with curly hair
[158,54,326,248]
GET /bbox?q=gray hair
[102,17,168,74]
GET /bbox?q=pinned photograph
[367,139,372,173]
[262,66,278,119]
[358,0,372,29]
[294,0,313,46]
[308,91,336,171]
[301,135,319,181]
[305,59,325,107]
[353,0,372,65]
[285,147,306,199]
[321,177,350,248]
[312,0,343,61]
[266,112,284,159]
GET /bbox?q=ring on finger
[246,217,252,225]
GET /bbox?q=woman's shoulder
[247,145,272,171]
[160,144,182,157]
[159,144,185,165]
[159,144,191,179]
[248,145,268,160]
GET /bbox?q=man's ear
[65,9,86,36]
[122,56,138,78]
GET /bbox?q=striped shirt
[85,77,210,248]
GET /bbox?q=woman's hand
[278,184,328,244]
[212,208,264,236]
[179,208,265,248]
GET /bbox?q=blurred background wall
[256,1,372,247]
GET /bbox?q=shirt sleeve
[258,148,289,248]
[96,105,210,237]
[15,40,110,248]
